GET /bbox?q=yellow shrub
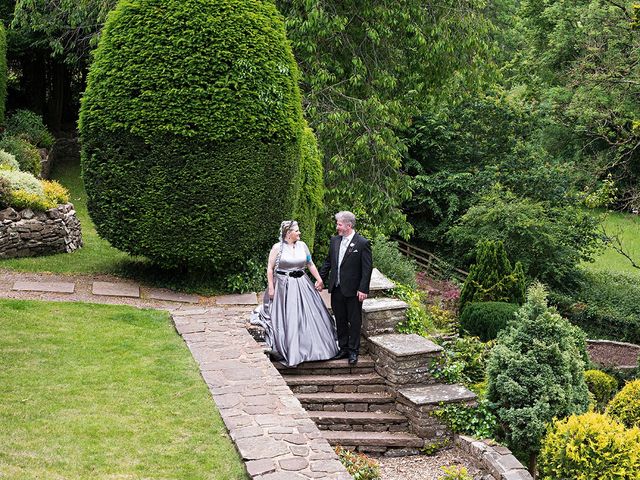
[584,369,618,411]
[539,412,640,480]
[9,189,55,211]
[607,380,640,428]
[42,180,69,205]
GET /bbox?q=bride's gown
[251,241,339,367]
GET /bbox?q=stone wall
[455,435,533,480]
[0,203,82,258]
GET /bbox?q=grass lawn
[0,299,247,479]
[585,211,640,277]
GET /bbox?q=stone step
[310,411,408,432]
[322,430,424,449]
[285,373,387,393]
[273,356,375,375]
[397,383,477,407]
[297,392,395,412]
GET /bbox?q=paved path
[0,269,351,480]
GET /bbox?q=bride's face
[287,226,300,243]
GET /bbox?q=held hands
[314,279,324,291]
[357,291,368,302]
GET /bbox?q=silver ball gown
[251,241,339,367]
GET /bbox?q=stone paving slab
[216,292,258,305]
[369,268,395,292]
[12,280,75,294]
[147,289,199,303]
[171,308,351,479]
[92,281,140,298]
[368,333,443,356]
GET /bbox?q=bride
[251,220,339,367]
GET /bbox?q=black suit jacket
[319,233,373,297]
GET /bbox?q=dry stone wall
[0,203,82,258]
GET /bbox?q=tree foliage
[487,283,590,472]
[80,0,315,272]
[447,186,601,286]
[276,0,496,241]
[0,22,6,124]
[459,240,525,312]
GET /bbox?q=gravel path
[378,446,488,479]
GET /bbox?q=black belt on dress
[276,270,305,278]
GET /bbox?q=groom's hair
[335,211,356,227]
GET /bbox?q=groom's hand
[357,291,368,302]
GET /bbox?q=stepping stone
[12,281,75,294]
[92,281,140,298]
[398,384,477,406]
[147,289,199,303]
[216,292,258,305]
[322,430,424,448]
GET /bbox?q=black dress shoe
[333,350,349,360]
[348,353,358,365]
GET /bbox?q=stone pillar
[367,333,443,388]
[361,298,408,336]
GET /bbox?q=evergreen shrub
[539,412,640,479]
[459,301,519,341]
[373,235,417,288]
[583,369,618,412]
[459,240,525,312]
[0,170,44,196]
[606,380,640,428]
[0,149,19,170]
[0,136,41,175]
[0,23,6,124]
[79,0,312,271]
[292,126,323,252]
[487,283,590,466]
[4,109,54,148]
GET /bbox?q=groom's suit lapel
[342,234,360,263]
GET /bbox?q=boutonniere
[350,243,355,248]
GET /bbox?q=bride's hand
[268,286,275,298]
[314,279,323,291]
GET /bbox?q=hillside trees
[80,0,320,272]
[517,0,640,212]
[276,0,496,242]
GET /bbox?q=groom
[318,211,373,365]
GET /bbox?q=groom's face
[336,221,351,237]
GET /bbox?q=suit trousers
[331,287,362,354]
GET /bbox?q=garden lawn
[0,299,247,479]
[586,211,640,277]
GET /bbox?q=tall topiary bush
[0,23,6,125]
[486,283,590,474]
[459,240,526,312]
[292,125,323,252]
[79,0,315,271]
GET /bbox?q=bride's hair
[275,220,298,271]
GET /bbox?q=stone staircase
[251,268,477,456]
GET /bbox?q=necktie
[337,236,349,285]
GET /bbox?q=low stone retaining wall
[455,435,533,480]
[0,203,82,258]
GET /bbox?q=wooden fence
[395,239,468,282]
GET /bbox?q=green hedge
[0,23,6,124]
[79,0,312,271]
[459,301,519,341]
[292,125,323,252]
[550,270,640,344]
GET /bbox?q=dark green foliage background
[0,23,6,124]
[79,0,309,271]
[551,270,640,344]
[459,301,519,341]
[459,240,526,312]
